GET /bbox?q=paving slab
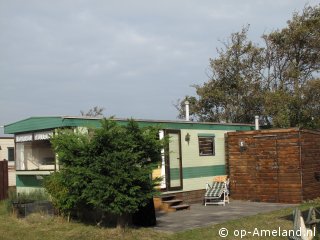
[154,200,296,232]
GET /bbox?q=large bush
[44,118,164,227]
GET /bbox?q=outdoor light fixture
[239,140,247,152]
[185,133,191,144]
[0,145,1,150]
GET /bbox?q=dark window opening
[8,147,14,161]
[198,137,215,156]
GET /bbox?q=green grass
[1,200,320,240]
[0,201,169,240]
[7,188,50,203]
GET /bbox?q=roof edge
[62,116,254,127]
[227,127,301,136]
[4,116,255,134]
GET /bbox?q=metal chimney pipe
[255,115,259,130]
[185,101,190,121]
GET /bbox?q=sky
[1,0,320,132]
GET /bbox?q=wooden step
[153,195,176,210]
[154,195,190,213]
[167,204,190,212]
[162,199,183,205]
[157,195,176,201]
[161,199,183,211]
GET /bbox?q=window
[198,136,215,156]
[8,147,14,161]
[15,140,55,170]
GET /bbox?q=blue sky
[1,0,319,131]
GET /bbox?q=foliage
[80,106,105,117]
[0,200,168,240]
[45,118,164,226]
[82,120,163,216]
[44,171,83,219]
[177,4,320,129]
[7,189,49,203]
[301,79,320,128]
[44,127,91,219]
[5,189,50,214]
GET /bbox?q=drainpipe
[255,116,259,130]
[185,101,190,121]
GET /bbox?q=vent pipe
[185,101,190,121]
[255,115,259,130]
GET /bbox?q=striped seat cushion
[205,181,225,197]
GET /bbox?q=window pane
[8,147,14,161]
[32,141,55,165]
[198,137,215,156]
[15,141,55,170]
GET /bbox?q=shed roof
[227,127,320,136]
[4,116,254,134]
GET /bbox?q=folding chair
[290,208,314,240]
[204,177,229,206]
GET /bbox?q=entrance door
[165,130,183,191]
[254,136,279,202]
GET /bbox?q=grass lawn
[1,200,320,240]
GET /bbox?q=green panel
[183,165,226,178]
[170,165,226,180]
[198,133,215,137]
[62,118,102,128]
[4,117,63,134]
[16,175,43,188]
[170,168,181,181]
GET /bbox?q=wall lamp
[239,140,247,152]
[185,133,191,145]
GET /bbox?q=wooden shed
[226,128,320,204]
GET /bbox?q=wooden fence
[0,161,8,200]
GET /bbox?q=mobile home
[5,116,253,203]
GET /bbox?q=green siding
[183,165,225,178]
[62,118,102,128]
[170,168,180,180]
[4,116,254,134]
[170,165,226,180]
[16,175,43,188]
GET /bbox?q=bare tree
[80,106,105,117]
